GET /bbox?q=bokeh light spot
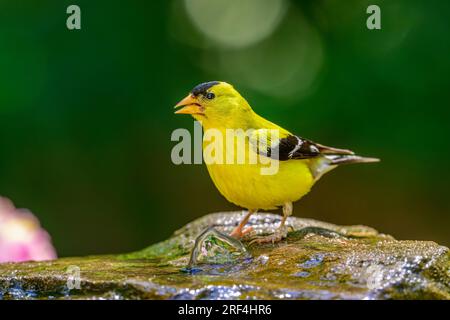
[183,0,288,49]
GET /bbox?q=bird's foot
[249,227,288,245]
[230,226,254,239]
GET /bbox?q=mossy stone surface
[0,212,449,300]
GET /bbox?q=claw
[240,227,257,241]
[230,226,254,239]
[249,227,288,245]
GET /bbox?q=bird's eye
[205,92,215,100]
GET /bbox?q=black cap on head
[191,81,220,96]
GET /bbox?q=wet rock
[0,211,448,300]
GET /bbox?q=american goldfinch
[175,81,379,243]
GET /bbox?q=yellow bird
[175,81,379,243]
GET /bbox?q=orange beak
[174,94,204,115]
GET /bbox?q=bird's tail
[325,154,380,165]
[310,154,379,181]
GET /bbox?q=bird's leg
[230,209,256,239]
[250,202,292,244]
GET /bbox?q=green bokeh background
[0,0,449,256]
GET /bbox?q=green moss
[120,238,189,261]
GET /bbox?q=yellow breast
[203,132,314,210]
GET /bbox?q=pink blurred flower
[0,197,57,263]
